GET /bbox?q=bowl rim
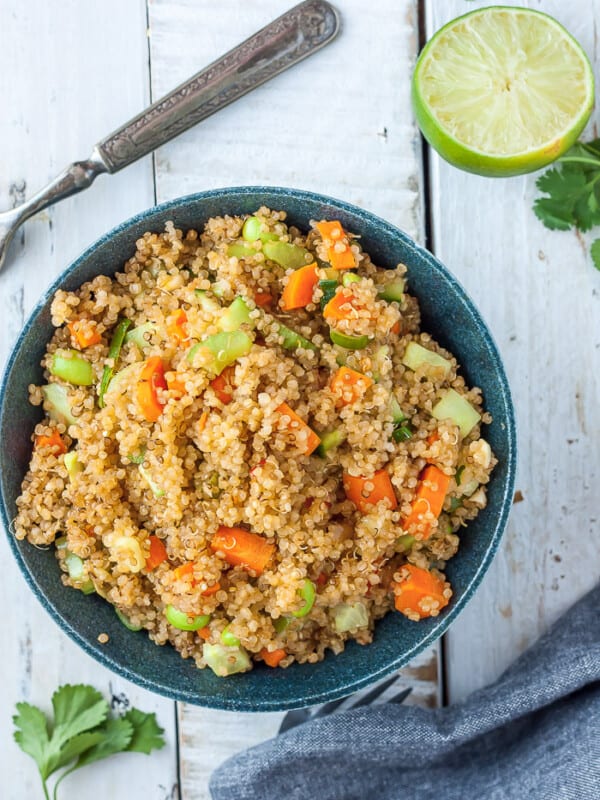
[0,185,517,709]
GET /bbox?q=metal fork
[0,0,339,275]
[279,676,412,733]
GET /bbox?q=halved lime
[412,7,594,177]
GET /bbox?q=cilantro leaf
[51,684,109,750]
[74,717,134,767]
[124,707,166,754]
[590,239,600,270]
[13,702,51,778]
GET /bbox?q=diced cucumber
[318,279,338,310]
[64,451,83,481]
[115,607,143,631]
[333,602,369,634]
[390,395,406,424]
[125,322,157,350]
[227,242,257,259]
[273,616,290,634]
[316,429,346,458]
[432,389,481,439]
[63,549,95,594]
[329,329,369,350]
[342,272,360,287]
[277,324,318,352]
[50,349,94,386]
[139,464,165,498]
[203,643,251,676]
[104,362,144,401]
[263,241,310,269]
[194,289,221,314]
[372,345,391,382]
[401,341,451,377]
[378,279,405,303]
[42,384,77,427]
[322,268,340,280]
[396,534,415,552]
[218,297,255,332]
[187,330,253,375]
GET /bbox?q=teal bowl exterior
[0,187,516,711]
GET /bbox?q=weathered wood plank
[425,0,600,702]
[0,2,178,797]
[146,1,434,795]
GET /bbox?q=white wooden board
[425,0,600,702]
[0,2,178,797]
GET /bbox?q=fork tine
[344,673,402,710]
[387,686,413,705]
[312,695,349,718]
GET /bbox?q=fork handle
[96,0,339,172]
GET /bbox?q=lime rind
[412,6,594,177]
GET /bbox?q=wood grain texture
[425,0,600,702]
[0,2,178,797]
[146,1,436,796]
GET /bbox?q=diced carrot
[173,562,195,581]
[137,356,167,422]
[166,309,188,343]
[322,289,363,322]
[260,647,286,667]
[209,365,235,405]
[35,431,67,454]
[330,366,374,407]
[427,431,440,447]
[166,374,186,396]
[146,535,168,570]
[280,263,319,311]
[402,464,450,539]
[211,526,275,575]
[197,626,212,640]
[68,320,102,349]
[343,469,398,513]
[393,564,449,619]
[276,402,321,456]
[254,290,273,308]
[198,410,209,434]
[316,221,356,270]
[201,581,221,597]
[390,321,401,335]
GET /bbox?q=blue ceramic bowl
[0,187,516,710]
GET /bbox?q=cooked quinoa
[14,208,495,675]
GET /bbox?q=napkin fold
[210,585,600,800]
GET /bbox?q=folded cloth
[210,585,600,800]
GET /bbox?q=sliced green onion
[273,616,290,634]
[390,396,406,424]
[64,451,83,481]
[322,268,340,280]
[220,624,241,647]
[291,579,316,618]
[396,534,415,552]
[139,464,165,498]
[277,324,318,352]
[187,330,253,375]
[318,279,338,310]
[41,384,77,427]
[125,321,156,351]
[392,424,413,442]
[50,350,94,386]
[63,549,95,595]
[218,297,255,332]
[263,241,310,269]
[98,318,132,407]
[203,643,251,676]
[342,272,361,287]
[165,605,210,631]
[329,329,369,350]
[333,601,368,633]
[115,608,143,631]
[455,465,465,486]
[449,497,463,513]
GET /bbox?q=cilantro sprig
[533,139,600,270]
[13,684,165,800]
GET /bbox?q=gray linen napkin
[210,584,600,800]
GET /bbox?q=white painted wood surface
[0,2,178,798]
[1,0,598,797]
[425,0,600,702]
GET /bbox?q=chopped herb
[98,319,132,408]
[455,465,465,486]
[449,496,463,513]
[13,684,164,800]
[392,424,413,443]
[127,446,147,465]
